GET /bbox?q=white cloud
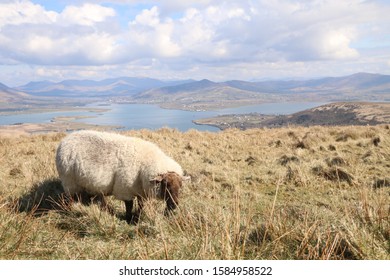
[132,5,160,27]
[0,1,120,65]
[127,6,181,58]
[60,3,115,26]
[0,0,390,86]
[0,1,56,27]
[26,35,53,53]
[272,25,360,61]
[319,29,359,60]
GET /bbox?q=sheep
[55,130,190,223]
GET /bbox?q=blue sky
[0,0,389,86]
[31,0,66,11]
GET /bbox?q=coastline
[192,113,275,130]
[193,102,390,130]
[0,115,122,137]
[2,101,388,136]
[0,106,109,116]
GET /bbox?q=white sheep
[56,130,190,223]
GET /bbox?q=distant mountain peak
[199,78,215,83]
[5,72,390,102]
[350,72,381,77]
[14,77,194,97]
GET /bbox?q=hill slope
[194,102,390,130]
[16,77,193,97]
[133,73,390,110]
[0,82,31,103]
[10,73,390,110]
[0,126,388,259]
[134,79,273,110]
[228,72,390,93]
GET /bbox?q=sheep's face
[150,172,187,212]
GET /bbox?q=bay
[0,110,97,125]
[0,102,326,132]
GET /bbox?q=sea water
[0,102,326,132]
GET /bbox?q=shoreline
[193,102,390,130]
[0,101,221,135]
[0,106,110,116]
[192,113,275,130]
[1,101,388,136]
[0,114,122,137]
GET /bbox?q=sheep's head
[150,172,190,214]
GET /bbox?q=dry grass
[0,125,389,259]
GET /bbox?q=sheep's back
[56,130,184,199]
[56,131,122,195]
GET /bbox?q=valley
[2,72,390,113]
[0,73,389,135]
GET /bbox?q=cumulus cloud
[0,0,389,85]
[60,3,115,26]
[0,1,120,65]
[0,1,56,27]
[127,6,181,58]
[173,3,252,60]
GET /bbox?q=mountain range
[16,77,194,97]
[0,82,31,103]
[138,72,390,96]
[1,72,389,110]
[132,72,390,109]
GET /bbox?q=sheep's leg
[74,190,93,205]
[137,196,144,212]
[124,197,145,224]
[61,178,78,206]
[124,199,135,224]
[130,196,144,224]
[94,194,114,215]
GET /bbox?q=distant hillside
[16,77,193,97]
[226,73,390,93]
[194,102,390,130]
[133,73,390,110]
[0,82,31,103]
[4,73,390,111]
[286,102,390,126]
[1,81,104,113]
[133,79,274,110]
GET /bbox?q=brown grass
[0,125,389,259]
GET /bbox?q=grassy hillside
[195,102,390,130]
[0,126,389,259]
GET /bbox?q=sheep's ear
[150,175,164,184]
